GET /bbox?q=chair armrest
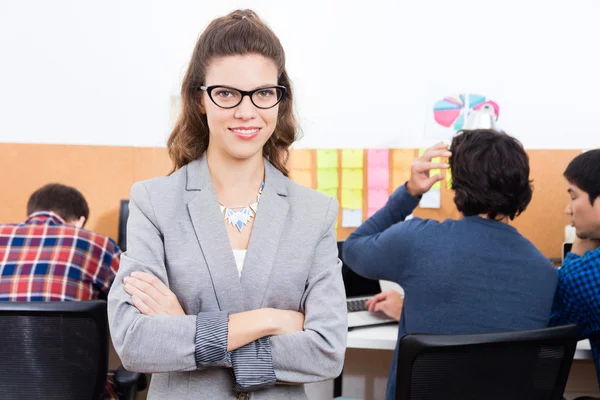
[115,365,147,400]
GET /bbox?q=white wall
[1,0,599,150]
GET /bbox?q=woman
[107,9,347,400]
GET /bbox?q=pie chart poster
[424,83,509,142]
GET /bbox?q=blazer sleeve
[269,197,347,382]
[108,182,231,373]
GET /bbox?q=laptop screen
[562,242,573,263]
[338,241,382,298]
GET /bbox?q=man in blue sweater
[343,129,558,400]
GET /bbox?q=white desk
[347,323,593,360]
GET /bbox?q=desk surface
[347,324,592,360]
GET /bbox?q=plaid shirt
[0,211,121,301]
[550,247,600,386]
[0,211,122,399]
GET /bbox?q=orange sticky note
[288,149,312,170]
[290,169,313,188]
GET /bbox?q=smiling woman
[106,9,347,400]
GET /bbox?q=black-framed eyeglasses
[199,85,287,109]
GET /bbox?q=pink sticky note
[368,188,389,209]
[367,208,379,218]
[368,149,389,169]
[368,167,389,189]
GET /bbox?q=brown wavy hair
[167,9,299,176]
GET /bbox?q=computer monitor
[118,200,129,251]
[337,241,382,298]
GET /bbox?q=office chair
[395,324,579,400]
[118,199,130,251]
[0,301,145,400]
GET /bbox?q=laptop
[338,241,396,329]
[562,242,573,264]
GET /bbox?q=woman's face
[200,54,280,162]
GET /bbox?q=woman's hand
[123,271,185,316]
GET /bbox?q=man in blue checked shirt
[550,150,600,390]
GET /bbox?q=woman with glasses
[107,9,347,400]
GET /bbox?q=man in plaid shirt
[0,183,121,399]
[549,150,600,392]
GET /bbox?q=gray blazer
[107,155,347,399]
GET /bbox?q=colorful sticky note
[392,167,411,189]
[341,188,363,209]
[392,149,415,170]
[341,209,363,228]
[368,167,389,189]
[446,168,453,189]
[288,149,312,170]
[341,169,363,189]
[341,149,363,169]
[368,188,389,210]
[316,149,338,169]
[316,169,338,189]
[368,149,389,169]
[290,169,313,188]
[420,189,441,209]
[317,188,338,198]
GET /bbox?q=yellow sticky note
[341,149,363,168]
[290,169,313,188]
[316,169,338,189]
[341,169,363,189]
[288,149,312,170]
[317,187,338,199]
[446,168,453,189]
[316,149,338,169]
[341,188,363,209]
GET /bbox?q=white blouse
[232,249,247,277]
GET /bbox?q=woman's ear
[198,94,206,115]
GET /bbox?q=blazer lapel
[186,156,245,313]
[241,159,289,310]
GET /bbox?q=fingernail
[131,272,139,277]
[123,277,131,283]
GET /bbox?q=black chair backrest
[118,199,130,251]
[396,324,579,400]
[0,301,109,400]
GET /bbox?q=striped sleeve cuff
[195,311,232,368]
[231,336,276,392]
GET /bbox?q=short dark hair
[449,129,533,220]
[27,183,89,223]
[564,149,600,205]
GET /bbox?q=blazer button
[236,393,249,400]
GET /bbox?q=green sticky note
[316,169,339,189]
[317,187,338,198]
[341,149,364,169]
[341,188,363,209]
[316,149,338,169]
[341,168,363,189]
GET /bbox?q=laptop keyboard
[347,299,369,312]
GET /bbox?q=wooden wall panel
[0,143,579,258]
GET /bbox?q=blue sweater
[343,184,558,400]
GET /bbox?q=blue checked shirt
[550,247,600,386]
